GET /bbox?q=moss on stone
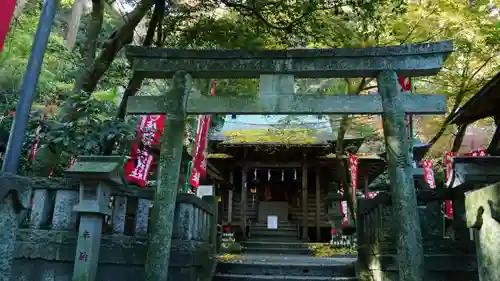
[222,128,319,144]
[308,243,357,257]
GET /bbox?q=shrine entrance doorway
[253,169,301,223]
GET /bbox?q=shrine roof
[449,71,500,125]
[209,115,364,146]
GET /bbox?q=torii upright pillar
[378,70,424,281]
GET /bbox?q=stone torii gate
[123,41,453,281]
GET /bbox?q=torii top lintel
[125,41,453,79]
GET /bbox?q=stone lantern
[323,181,345,243]
[65,156,127,281]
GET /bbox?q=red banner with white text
[422,159,436,189]
[444,152,456,219]
[189,80,216,188]
[348,154,358,204]
[0,0,16,54]
[125,115,166,187]
[444,149,489,218]
[339,183,349,226]
[361,192,379,199]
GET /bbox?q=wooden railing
[7,175,219,281]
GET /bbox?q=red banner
[361,192,378,199]
[422,159,436,189]
[444,152,456,218]
[125,115,166,187]
[29,106,48,162]
[444,149,489,219]
[0,0,16,54]
[398,77,412,92]
[348,154,358,203]
[189,80,216,188]
[398,77,413,144]
[464,149,488,156]
[339,183,349,226]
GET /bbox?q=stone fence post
[202,195,218,251]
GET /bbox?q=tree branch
[74,0,105,94]
[80,0,154,94]
[220,0,319,31]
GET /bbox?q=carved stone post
[144,72,192,281]
[377,70,424,281]
[65,156,128,281]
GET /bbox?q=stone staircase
[213,221,359,280]
[242,221,310,255]
[213,254,358,281]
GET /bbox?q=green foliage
[40,93,136,157]
[2,0,499,173]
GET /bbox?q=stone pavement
[213,253,358,281]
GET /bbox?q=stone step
[242,241,310,249]
[253,222,296,228]
[214,274,357,281]
[250,233,298,238]
[216,262,355,277]
[248,237,303,243]
[252,226,297,232]
[242,247,311,255]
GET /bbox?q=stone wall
[465,182,500,281]
[357,191,478,281]
[6,176,217,281]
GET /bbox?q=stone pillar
[0,196,17,281]
[112,196,127,234]
[465,183,500,281]
[203,195,218,248]
[228,170,233,224]
[30,188,52,229]
[377,69,424,281]
[144,71,192,281]
[302,162,308,241]
[315,168,321,241]
[52,189,79,230]
[135,198,150,235]
[241,165,248,239]
[452,194,470,241]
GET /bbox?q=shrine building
[200,114,386,242]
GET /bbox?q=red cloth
[0,0,16,53]
[125,115,165,187]
[189,80,216,188]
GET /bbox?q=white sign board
[196,185,213,198]
[267,215,278,229]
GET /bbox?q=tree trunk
[60,0,154,122]
[330,78,366,224]
[451,124,467,153]
[65,0,85,50]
